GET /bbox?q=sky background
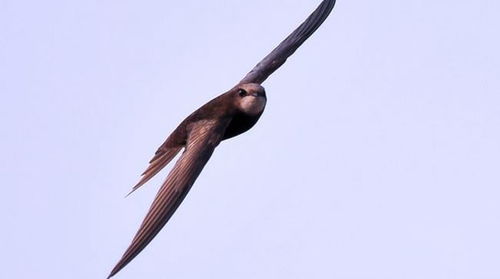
[1,0,500,278]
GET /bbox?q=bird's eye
[238,89,247,97]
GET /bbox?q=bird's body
[181,83,266,142]
[129,83,266,194]
[109,1,336,277]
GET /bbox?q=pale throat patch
[239,96,266,115]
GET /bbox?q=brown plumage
[108,1,336,277]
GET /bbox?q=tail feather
[127,147,182,196]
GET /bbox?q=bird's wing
[239,0,336,85]
[108,118,230,278]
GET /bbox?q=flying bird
[108,0,336,277]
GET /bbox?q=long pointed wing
[108,119,230,278]
[239,0,336,85]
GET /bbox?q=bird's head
[234,83,267,115]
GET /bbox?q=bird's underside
[108,1,336,277]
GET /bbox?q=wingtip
[239,0,337,85]
[107,264,121,279]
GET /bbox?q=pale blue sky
[1,0,499,278]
